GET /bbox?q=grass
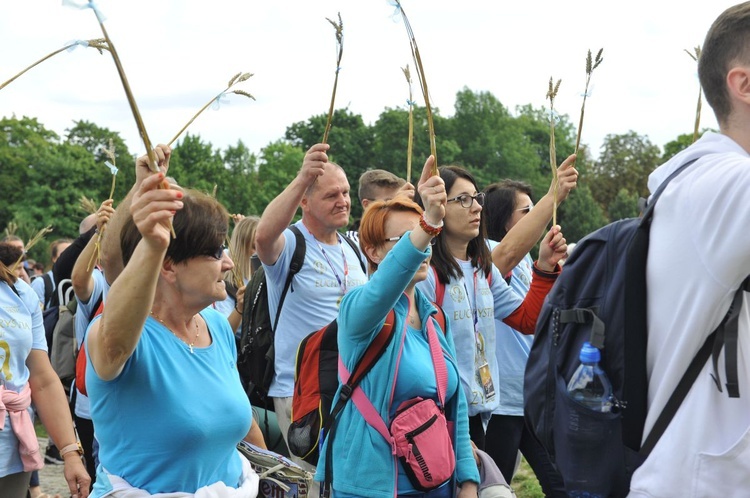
[512,456,545,498]
[35,418,48,438]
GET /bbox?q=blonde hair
[227,216,260,284]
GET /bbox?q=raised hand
[537,225,567,271]
[416,155,446,226]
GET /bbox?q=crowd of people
[2,3,750,497]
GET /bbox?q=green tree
[221,140,257,215]
[169,133,227,196]
[557,185,607,243]
[607,188,640,221]
[248,140,305,217]
[285,108,374,219]
[588,131,661,211]
[65,120,134,201]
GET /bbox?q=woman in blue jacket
[316,157,479,498]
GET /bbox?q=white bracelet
[421,212,444,229]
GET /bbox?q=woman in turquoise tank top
[85,146,266,497]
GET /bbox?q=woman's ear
[364,245,382,264]
[160,258,178,283]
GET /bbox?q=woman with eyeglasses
[84,147,265,497]
[478,161,577,496]
[415,165,568,460]
[316,157,479,498]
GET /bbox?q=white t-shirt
[629,132,750,496]
[74,268,109,419]
[264,222,368,398]
[417,259,522,418]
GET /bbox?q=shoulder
[14,279,40,312]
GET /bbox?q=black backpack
[524,158,749,497]
[237,225,366,404]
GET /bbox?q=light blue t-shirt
[214,277,248,338]
[417,260,522,418]
[392,325,460,493]
[74,268,109,419]
[30,270,53,308]
[86,307,251,495]
[0,280,47,478]
[488,241,534,416]
[264,222,368,398]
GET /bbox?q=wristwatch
[59,441,84,458]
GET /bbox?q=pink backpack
[339,309,455,492]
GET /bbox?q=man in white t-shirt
[255,143,368,487]
[629,4,750,496]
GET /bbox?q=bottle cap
[579,341,601,363]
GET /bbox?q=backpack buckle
[339,384,353,402]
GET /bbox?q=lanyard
[303,224,349,296]
[463,271,485,353]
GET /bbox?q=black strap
[559,308,605,349]
[272,226,307,334]
[640,328,717,455]
[340,233,367,274]
[709,276,750,398]
[621,158,699,452]
[42,273,54,308]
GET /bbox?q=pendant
[189,344,194,354]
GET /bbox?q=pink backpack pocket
[390,397,455,490]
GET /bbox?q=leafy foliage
[2,88,689,261]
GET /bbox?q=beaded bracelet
[419,213,443,237]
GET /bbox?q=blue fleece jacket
[314,233,480,497]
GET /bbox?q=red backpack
[287,306,446,466]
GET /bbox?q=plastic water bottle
[567,341,612,412]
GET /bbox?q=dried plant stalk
[402,64,415,183]
[322,13,344,145]
[168,72,255,147]
[547,77,562,227]
[80,195,99,215]
[685,46,702,143]
[4,222,18,237]
[0,38,109,92]
[87,140,119,271]
[395,1,437,175]
[77,4,175,236]
[10,226,53,273]
[575,48,603,156]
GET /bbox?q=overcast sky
[0,0,739,167]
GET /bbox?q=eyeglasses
[516,204,534,213]
[207,244,227,260]
[447,192,485,209]
[385,234,436,246]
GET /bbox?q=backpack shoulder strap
[622,157,700,451]
[330,309,396,420]
[432,266,445,307]
[432,303,446,334]
[42,273,53,307]
[273,225,307,331]
[340,232,367,274]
